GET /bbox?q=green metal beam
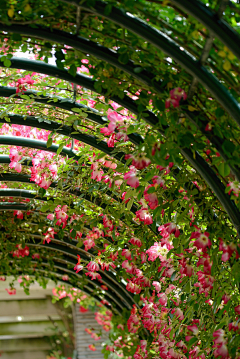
[26,239,136,308]
[61,0,240,128]
[4,110,240,183]
[11,266,119,313]
[0,86,143,146]
[0,61,238,233]
[0,155,32,166]
[0,58,160,128]
[0,114,125,161]
[181,148,240,234]
[0,24,163,94]
[0,187,142,228]
[0,203,28,211]
[168,0,240,61]
[0,135,79,159]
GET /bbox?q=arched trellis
[0,4,240,352]
[0,60,239,233]
[0,207,138,307]
[11,265,122,314]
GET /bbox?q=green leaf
[94,81,102,94]
[217,162,230,177]
[11,33,22,41]
[127,197,134,211]
[118,53,129,65]
[133,67,143,74]
[144,169,155,182]
[127,125,135,135]
[57,143,64,155]
[4,58,11,67]
[104,4,112,15]
[222,139,235,154]
[68,64,77,77]
[55,50,65,61]
[178,132,195,148]
[39,188,46,198]
[232,262,240,283]
[187,337,198,348]
[147,186,156,194]
[215,108,225,118]
[155,99,165,112]
[171,271,177,281]
[46,138,53,148]
[184,280,191,293]
[21,43,28,53]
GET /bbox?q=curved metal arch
[0,190,159,270]
[10,265,121,314]
[1,16,238,178]
[181,148,240,233]
[0,155,32,166]
[23,246,135,310]
[168,0,240,61]
[0,185,141,219]
[26,238,137,308]
[0,173,218,230]
[0,203,28,211]
[185,109,240,182]
[0,135,81,159]
[9,242,133,312]
[0,24,163,94]
[0,86,143,146]
[0,114,125,162]
[61,0,240,128]
[1,136,239,234]
[0,188,48,201]
[0,61,239,233]
[31,259,129,312]
[0,104,239,229]
[3,110,240,183]
[0,57,160,128]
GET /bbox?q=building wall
[75,307,108,359]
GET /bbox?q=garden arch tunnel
[0,0,240,357]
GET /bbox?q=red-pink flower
[205,123,212,131]
[144,185,158,209]
[74,255,83,273]
[83,237,95,251]
[88,344,96,351]
[190,229,211,251]
[87,261,99,272]
[55,205,68,228]
[213,345,228,358]
[125,153,151,170]
[165,87,187,108]
[13,210,23,219]
[172,307,184,321]
[124,168,139,188]
[107,133,116,147]
[235,305,240,316]
[5,288,16,295]
[146,242,162,261]
[152,281,161,292]
[129,237,142,247]
[85,272,102,281]
[122,249,132,260]
[157,292,167,306]
[135,208,152,225]
[47,213,54,220]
